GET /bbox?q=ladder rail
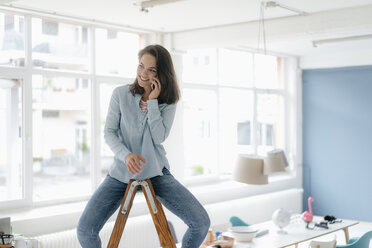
[141,180,177,248]
[107,179,176,248]
[107,180,139,248]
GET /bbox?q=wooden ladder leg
[141,179,177,248]
[107,180,139,248]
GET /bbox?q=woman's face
[137,53,157,89]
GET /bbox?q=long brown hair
[129,44,180,104]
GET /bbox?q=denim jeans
[77,168,210,248]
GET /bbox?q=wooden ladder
[107,179,177,248]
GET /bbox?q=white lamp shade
[263,149,288,175]
[233,155,268,185]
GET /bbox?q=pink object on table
[302,197,314,222]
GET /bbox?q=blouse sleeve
[104,88,131,163]
[146,99,176,145]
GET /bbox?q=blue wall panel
[303,65,372,222]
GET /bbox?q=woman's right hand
[148,76,161,100]
[125,153,147,175]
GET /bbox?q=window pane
[100,83,120,181]
[0,79,22,201]
[32,18,89,71]
[257,94,284,156]
[182,49,218,84]
[32,75,91,201]
[96,29,140,77]
[0,13,25,67]
[183,89,218,177]
[218,48,253,87]
[254,54,281,89]
[219,88,253,175]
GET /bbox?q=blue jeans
[77,168,210,248]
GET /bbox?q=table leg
[342,227,350,244]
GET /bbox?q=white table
[231,216,359,248]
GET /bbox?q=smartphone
[151,75,158,90]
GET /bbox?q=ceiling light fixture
[312,34,372,47]
[134,0,186,13]
[263,1,308,16]
[257,1,307,54]
[257,1,267,54]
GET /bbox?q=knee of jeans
[200,214,211,234]
[77,226,99,246]
[191,211,210,234]
[77,221,96,241]
[77,224,87,241]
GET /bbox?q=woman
[77,44,210,248]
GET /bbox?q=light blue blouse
[104,84,177,183]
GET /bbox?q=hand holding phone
[150,75,158,90]
[149,76,161,100]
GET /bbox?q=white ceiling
[7,0,372,32]
[4,0,372,55]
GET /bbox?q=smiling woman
[77,44,210,248]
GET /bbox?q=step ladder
[107,179,177,248]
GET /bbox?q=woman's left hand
[149,77,161,100]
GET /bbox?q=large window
[182,48,286,178]
[0,11,141,206]
[0,9,296,208]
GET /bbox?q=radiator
[35,215,160,248]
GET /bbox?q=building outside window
[32,18,89,71]
[32,75,92,201]
[41,20,58,36]
[0,13,25,67]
